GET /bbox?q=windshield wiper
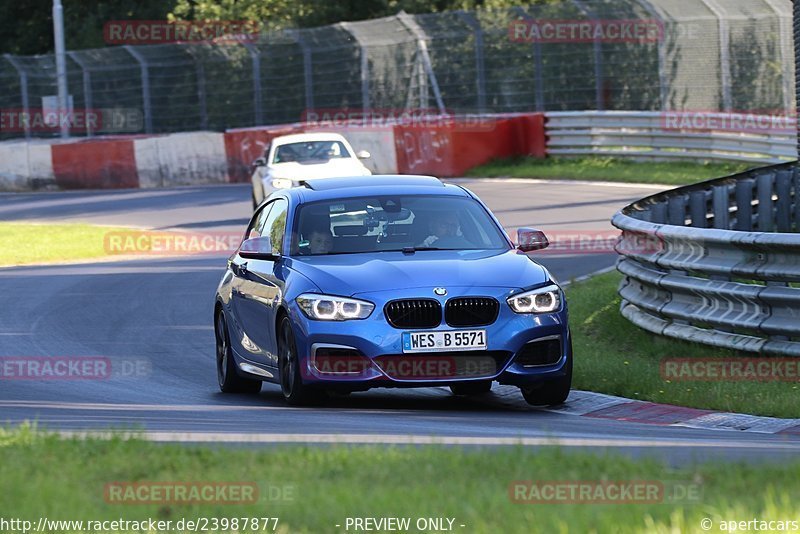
[400,246,443,254]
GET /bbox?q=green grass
[0,222,124,266]
[467,156,754,186]
[567,271,800,418]
[1,425,799,533]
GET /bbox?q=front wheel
[520,338,572,406]
[278,317,325,406]
[215,311,262,394]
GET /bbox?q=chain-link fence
[0,0,794,141]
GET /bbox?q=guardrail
[611,161,800,356]
[547,111,798,164]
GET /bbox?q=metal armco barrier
[547,111,798,164]
[612,161,800,356]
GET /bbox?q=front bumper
[287,286,570,389]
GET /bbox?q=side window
[262,198,288,254]
[246,203,273,240]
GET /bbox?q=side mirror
[516,227,549,252]
[253,157,267,167]
[239,236,280,260]
[356,150,371,159]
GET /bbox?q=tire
[450,380,492,396]
[215,311,262,394]
[278,317,325,406]
[520,337,572,406]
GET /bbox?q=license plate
[402,330,487,353]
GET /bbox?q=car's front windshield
[291,195,509,256]
[272,140,352,164]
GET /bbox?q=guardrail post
[667,195,687,226]
[689,190,708,228]
[712,185,730,230]
[794,167,800,232]
[776,169,793,232]
[734,179,754,231]
[756,173,776,232]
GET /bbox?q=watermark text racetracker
[509,479,702,504]
[104,20,262,45]
[301,108,495,132]
[103,229,660,257]
[0,108,143,134]
[661,111,797,134]
[0,356,150,380]
[509,19,663,43]
[661,358,800,383]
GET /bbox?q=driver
[419,211,464,248]
[307,227,334,254]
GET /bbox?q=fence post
[762,0,793,115]
[512,7,545,112]
[4,55,31,140]
[294,31,314,113]
[637,0,669,110]
[184,46,208,130]
[795,0,800,157]
[340,23,371,112]
[243,43,263,126]
[699,0,732,111]
[458,11,486,114]
[572,0,604,110]
[67,52,93,137]
[124,46,153,134]
[397,12,445,113]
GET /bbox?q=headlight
[507,284,561,313]
[296,294,374,321]
[271,178,295,189]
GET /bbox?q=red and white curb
[491,387,800,435]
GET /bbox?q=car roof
[272,132,348,145]
[279,175,470,203]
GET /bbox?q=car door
[229,198,288,369]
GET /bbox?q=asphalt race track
[3,179,799,463]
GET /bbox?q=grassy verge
[467,156,754,186]
[1,426,799,533]
[0,222,124,266]
[567,271,800,418]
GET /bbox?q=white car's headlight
[507,284,562,314]
[296,294,374,321]
[271,178,295,189]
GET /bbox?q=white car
[250,132,372,208]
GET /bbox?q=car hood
[286,249,550,296]
[268,159,369,179]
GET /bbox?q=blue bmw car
[214,175,572,406]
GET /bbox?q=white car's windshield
[273,141,352,164]
[292,195,509,256]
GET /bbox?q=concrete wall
[0,114,547,191]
